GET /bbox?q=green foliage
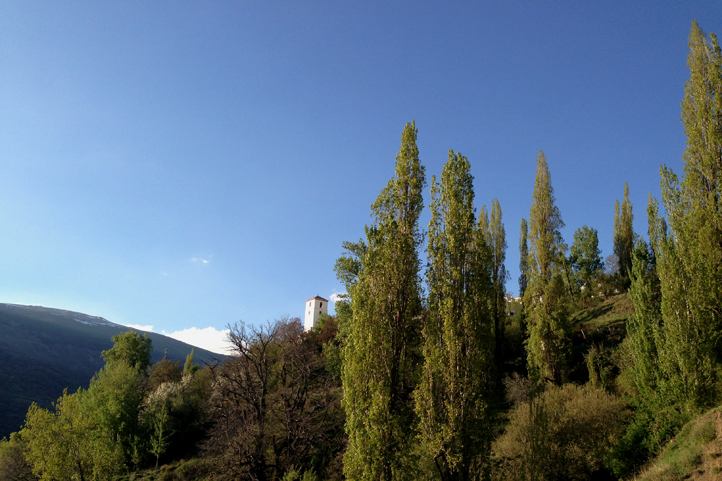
[334,240,367,292]
[525,151,572,384]
[149,405,173,468]
[527,151,565,284]
[21,390,125,481]
[182,350,199,377]
[331,239,368,384]
[626,236,663,404]
[102,331,153,372]
[585,343,615,392]
[317,317,343,380]
[282,467,319,481]
[526,275,572,384]
[0,432,36,481]
[609,404,691,479]
[613,183,634,281]
[616,23,722,475]
[0,304,218,440]
[652,20,722,412]
[484,198,508,373]
[492,384,627,481]
[518,219,529,300]
[569,225,602,296]
[635,407,721,481]
[342,121,426,481]
[84,361,145,466]
[144,365,213,465]
[416,151,494,480]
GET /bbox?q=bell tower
[304,296,328,331]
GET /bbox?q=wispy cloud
[124,323,154,332]
[164,326,231,355]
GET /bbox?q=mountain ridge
[0,302,224,438]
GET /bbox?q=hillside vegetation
[636,407,722,480]
[2,20,722,481]
[0,303,220,439]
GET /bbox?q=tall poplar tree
[416,150,494,481]
[613,183,634,280]
[652,21,722,410]
[484,199,508,370]
[519,218,529,299]
[342,121,426,481]
[525,151,571,384]
[619,24,722,473]
[627,200,664,406]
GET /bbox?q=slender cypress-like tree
[619,25,722,473]
[652,21,722,410]
[416,150,494,481]
[525,151,571,384]
[342,121,426,481]
[485,199,508,370]
[627,234,662,406]
[613,183,635,280]
[519,218,529,299]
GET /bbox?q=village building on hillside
[504,293,522,303]
[304,295,328,331]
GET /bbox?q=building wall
[304,297,328,331]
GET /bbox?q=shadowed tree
[207,317,339,481]
[519,218,529,300]
[484,199,508,371]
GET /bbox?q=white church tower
[304,295,328,331]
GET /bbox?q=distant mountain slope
[0,303,223,438]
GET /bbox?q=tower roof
[306,295,329,302]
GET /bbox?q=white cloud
[329,293,346,303]
[124,323,154,332]
[164,326,232,355]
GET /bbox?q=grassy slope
[570,295,722,480]
[635,407,722,481]
[0,303,223,438]
[570,292,633,336]
[567,293,633,383]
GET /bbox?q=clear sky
[1,2,720,353]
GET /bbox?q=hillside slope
[0,303,223,438]
[636,406,722,480]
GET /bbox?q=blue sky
[1,2,720,353]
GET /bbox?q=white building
[304,295,328,331]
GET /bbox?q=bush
[0,432,36,481]
[631,407,721,481]
[608,401,691,478]
[491,383,627,481]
